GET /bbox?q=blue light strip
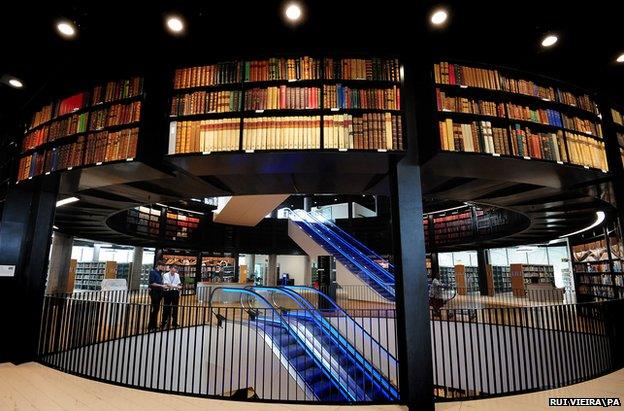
[211,287,354,401]
[253,286,400,401]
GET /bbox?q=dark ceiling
[0,0,622,134]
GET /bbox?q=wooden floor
[1,362,622,410]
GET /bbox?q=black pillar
[476,248,491,296]
[0,178,59,363]
[430,252,440,280]
[303,196,312,212]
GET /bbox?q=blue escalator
[288,209,395,300]
[211,287,349,401]
[252,286,399,401]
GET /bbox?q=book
[325,113,403,150]
[508,124,566,161]
[500,77,555,100]
[438,119,509,155]
[28,104,53,130]
[436,89,503,117]
[89,101,142,130]
[324,58,400,82]
[244,86,320,111]
[506,103,562,127]
[55,92,88,117]
[170,119,241,154]
[174,62,243,89]
[556,90,599,115]
[434,62,501,90]
[244,57,321,82]
[171,90,242,116]
[566,132,608,170]
[562,115,603,137]
[242,116,321,150]
[22,126,49,152]
[324,85,400,110]
[48,112,88,141]
[92,77,143,105]
[612,108,624,126]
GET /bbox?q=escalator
[211,286,399,402]
[287,209,395,300]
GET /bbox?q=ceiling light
[430,8,448,26]
[541,34,558,48]
[56,21,76,38]
[559,211,605,238]
[8,78,23,88]
[284,2,303,22]
[56,197,79,207]
[617,53,624,63]
[166,15,185,34]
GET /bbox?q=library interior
[1,1,623,410]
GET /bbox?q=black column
[599,100,624,230]
[388,56,433,410]
[430,252,440,280]
[0,178,59,363]
[476,248,491,296]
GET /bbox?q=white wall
[277,255,308,285]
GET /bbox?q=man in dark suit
[147,261,166,331]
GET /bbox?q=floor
[0,362,622,410]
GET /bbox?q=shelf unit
[16,77,144,182]
[492,265,511,292]
[200,255,237,282]
[510,263,555,297]
[432,61,608,172]
[571,221,624,301]
[74,261,118,291]
[167,56,405,155]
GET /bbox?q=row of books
[49,113,88,141]
[506,104,563,127]
[323,85,401,110]
[577,285,615,299]
[324,58,400,82]
[89,101,141,131]
[173,61,242,89]
[244,57,321,82]
[173,57,401,89]
[22,127,49,152]
[168,119,241,154]
[612,108,624,126]
[577,274,614,286]
[566,133,608,170]
[509,125,566,162]
[562,115,602,137]
[244,86,320,111]
[28,92,88,130]
[436,90,504,117]
[324,113,403,150]
[170,90,242,116]
[439,119,510,155]
[434,62,599,115]
[17,128,139,181]
[92,77,143,105]
[243,116,321,150]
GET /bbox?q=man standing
[162,265,182,328]
[147,261,166,331]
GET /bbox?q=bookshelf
[510,263,555,297]
[433,61,608,172]
[162,253,199,293]
[16,77,144,182]
[492,265,511,292]
[452,265,479,295]
[571,222,624,301]
[167,56,405,155]
[164,209,201,241]
[74,261,119,291]
[126,206,162,238]
[201,255,237,282]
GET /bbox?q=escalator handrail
[308,210,395,272]
[292,209,394,285]
[208,286,353,401]
[287,209,395,297]
[285,285,399,367]
[252,286,399,401]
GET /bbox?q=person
[147,261,166,331]
[162,264,182,328]
[429,277,447,318]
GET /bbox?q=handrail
[286,285,399,366]
[252,286,399,401]
[308,210,395,273]
[292,209,394,285]
[208,287,352,401]
[286,208,395,298]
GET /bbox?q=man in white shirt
[162,265,182,328]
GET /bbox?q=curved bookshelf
[16,77,144,182]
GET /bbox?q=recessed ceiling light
[284,2,303,23]
[617,53,624,63]
[430,8,448,26]
[166,15,185,34]
[8,78,23,88]
[541,34,558,48]
[56,20,76,38]
[56,196,79,207]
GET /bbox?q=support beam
[267,254,277,286]
[129,246,143,291]
[46,232,74,294]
